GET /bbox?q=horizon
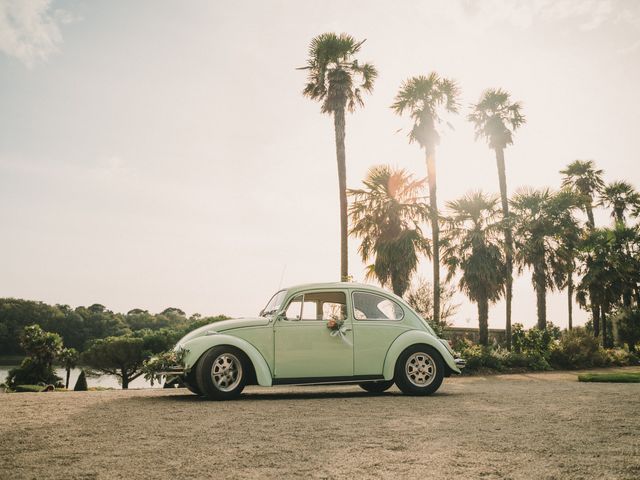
[2,0,640,329]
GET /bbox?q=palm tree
[468,88,525,349]
[553,190,582,330]
[349,165,431,296]
[441,191,506,346]
[599,181,640,225]
[560,160,605,335]
[392,73,460,323]
[511,189,577,329]
[560,160,605,229]
[300,33,377,281]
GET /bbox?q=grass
[578,371,640,383]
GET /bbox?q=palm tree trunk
[534,268,547,329]
[425,151,440,325]
[495,148,513,349]
[333,106,349,282]
[592,297,601,337]
[477,297,489,346]
[65,367,71,389]
[586,205,595,230]
[601,304,608,348]
[567,273,573,330]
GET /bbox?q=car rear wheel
[196,346,248,400]
[394,345,444,396]
[359,380,394,393]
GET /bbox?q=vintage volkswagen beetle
[167,282,464,399]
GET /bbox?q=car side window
[352,292,404,321]
[284,295,303,320]
[299,291,347,321]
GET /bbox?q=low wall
[443,326,507,346]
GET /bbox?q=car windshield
[261,290,287,316]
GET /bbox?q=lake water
[0,365,162,389]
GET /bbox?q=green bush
[502,352,551,371]
[7,357,61,388]
[615,308,640,353]
[549,327,605,369]
[74,369,88,391]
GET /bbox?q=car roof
[284,282,396,296]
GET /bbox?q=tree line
[301,32,640,350]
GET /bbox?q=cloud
[459,0,638,32]
[0,0,77,67]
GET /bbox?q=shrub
[549,327,605,369]
[511,322,559,356]
[615,308,640,353]
[74,369,88,391]
[503,352,551,371]
[7,357,62,388]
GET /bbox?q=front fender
[181,334,273,386]
[382,330,461,380]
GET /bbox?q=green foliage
[81,330,178,389]
[349,165,430,296]
[6,325,63,388]
[7,357,62,388]
[468,88,525,151]
[300,32,377,114]
[142,349,186,386]
[548,327,605,369]
[74,369,88,391]
[404,278,458,337]
[578,372,640,383]
[614,308,640,352]
[511,322,560,356]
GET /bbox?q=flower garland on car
[326,317,352,346]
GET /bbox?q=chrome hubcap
[405,352,435,387]
[211,353,242,392]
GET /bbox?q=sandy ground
[1,368,639,480]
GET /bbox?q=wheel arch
[382,330,460,381]
[181,334,273,386]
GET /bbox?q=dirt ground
[1,368,639,480]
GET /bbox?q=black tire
[394,345,444,396]
[196,346,248,400]
[183,368,202,396]
[359,380,394,393]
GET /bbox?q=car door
[273,289,353,381]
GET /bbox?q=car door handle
[341,326,352,332]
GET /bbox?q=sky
[1,0,639,329]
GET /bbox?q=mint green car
[169,282,464,400]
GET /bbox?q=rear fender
[382,330,461,380]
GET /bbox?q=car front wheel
[394,345,444,396]
[196,346,248,400]
[359,380,394,393]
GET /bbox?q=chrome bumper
[155,366,185,376]
[454,358,466,369]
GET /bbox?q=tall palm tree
[560,160,605,229]
[468,88,525,349]
[300,33,377,281]
[391,73,460,323]
[599,181,640,225]
[553,190,582,330]
[511,189,576,329]
[441,191,506,346]
[560,160,605,335]
[349,165,430,296]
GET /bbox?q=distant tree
[599,181,640,225]
[300,32,377,281]
[392,72,460,325]
[82,332,175,389]
[441,191,507,345]
[561,160,605,337]
[468,88,525,349]
[404,278,459,337]
[511,189,577,329]
[6,325,63,387]
[58,347,79,389]
[615,308,640,353]
[161,307,186,316]
[349,165,431,296]
[560,160,604,230]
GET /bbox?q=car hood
[177,317,271,346]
